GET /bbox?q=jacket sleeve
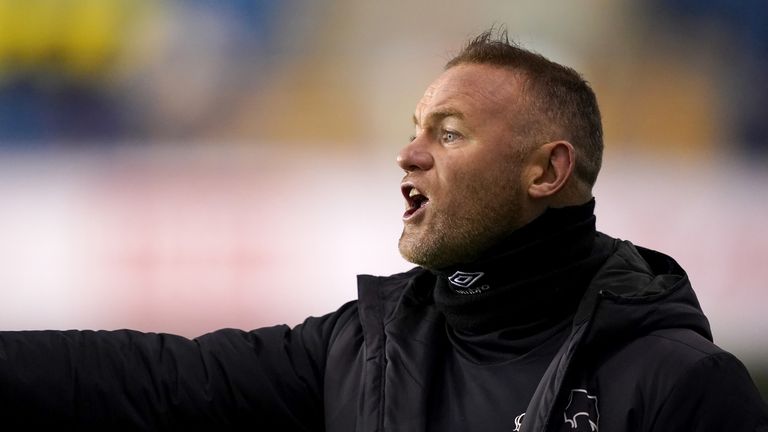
[0,301,357,430]
[650,351,768,431]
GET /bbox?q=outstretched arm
[0,301,356,429]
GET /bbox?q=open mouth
[401,184,429,219]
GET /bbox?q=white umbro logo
[448,271,485,288]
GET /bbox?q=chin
[398,241,432,268]
[398,243,422,266]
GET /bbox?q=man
[0,29,766,431]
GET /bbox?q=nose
[397,136,434,172]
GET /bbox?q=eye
[441,130,461,144]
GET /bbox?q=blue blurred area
[646,0,768,153]
[656,0,768,52]
[0,75,125,145]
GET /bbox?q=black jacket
[0,234,766,430]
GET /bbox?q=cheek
[443,162,498,203]
[437,151,520,201]
[473,159,524,200]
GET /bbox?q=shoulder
[297,267,434,346]
[647,341,768,430]
[590,329,768,430]
[356,266,429,296]
[590,322,732,391]
[592,327,724,389]
[356,267,435,321]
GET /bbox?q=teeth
[409,187,422,198]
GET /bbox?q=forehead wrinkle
[414,64,524,131]
[414,109,464,128]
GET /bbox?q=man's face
[397,63,535,269]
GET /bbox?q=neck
[432,199,609,335]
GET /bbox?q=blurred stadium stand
[0,0,765,399]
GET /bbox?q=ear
[527,140,575,199]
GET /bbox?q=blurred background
[0,0,766,398]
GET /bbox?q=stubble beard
[398,181,525,270]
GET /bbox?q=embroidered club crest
[563,389,599,431]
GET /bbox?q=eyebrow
[412,109,464,127]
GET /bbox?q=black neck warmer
[432,200,609,336]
